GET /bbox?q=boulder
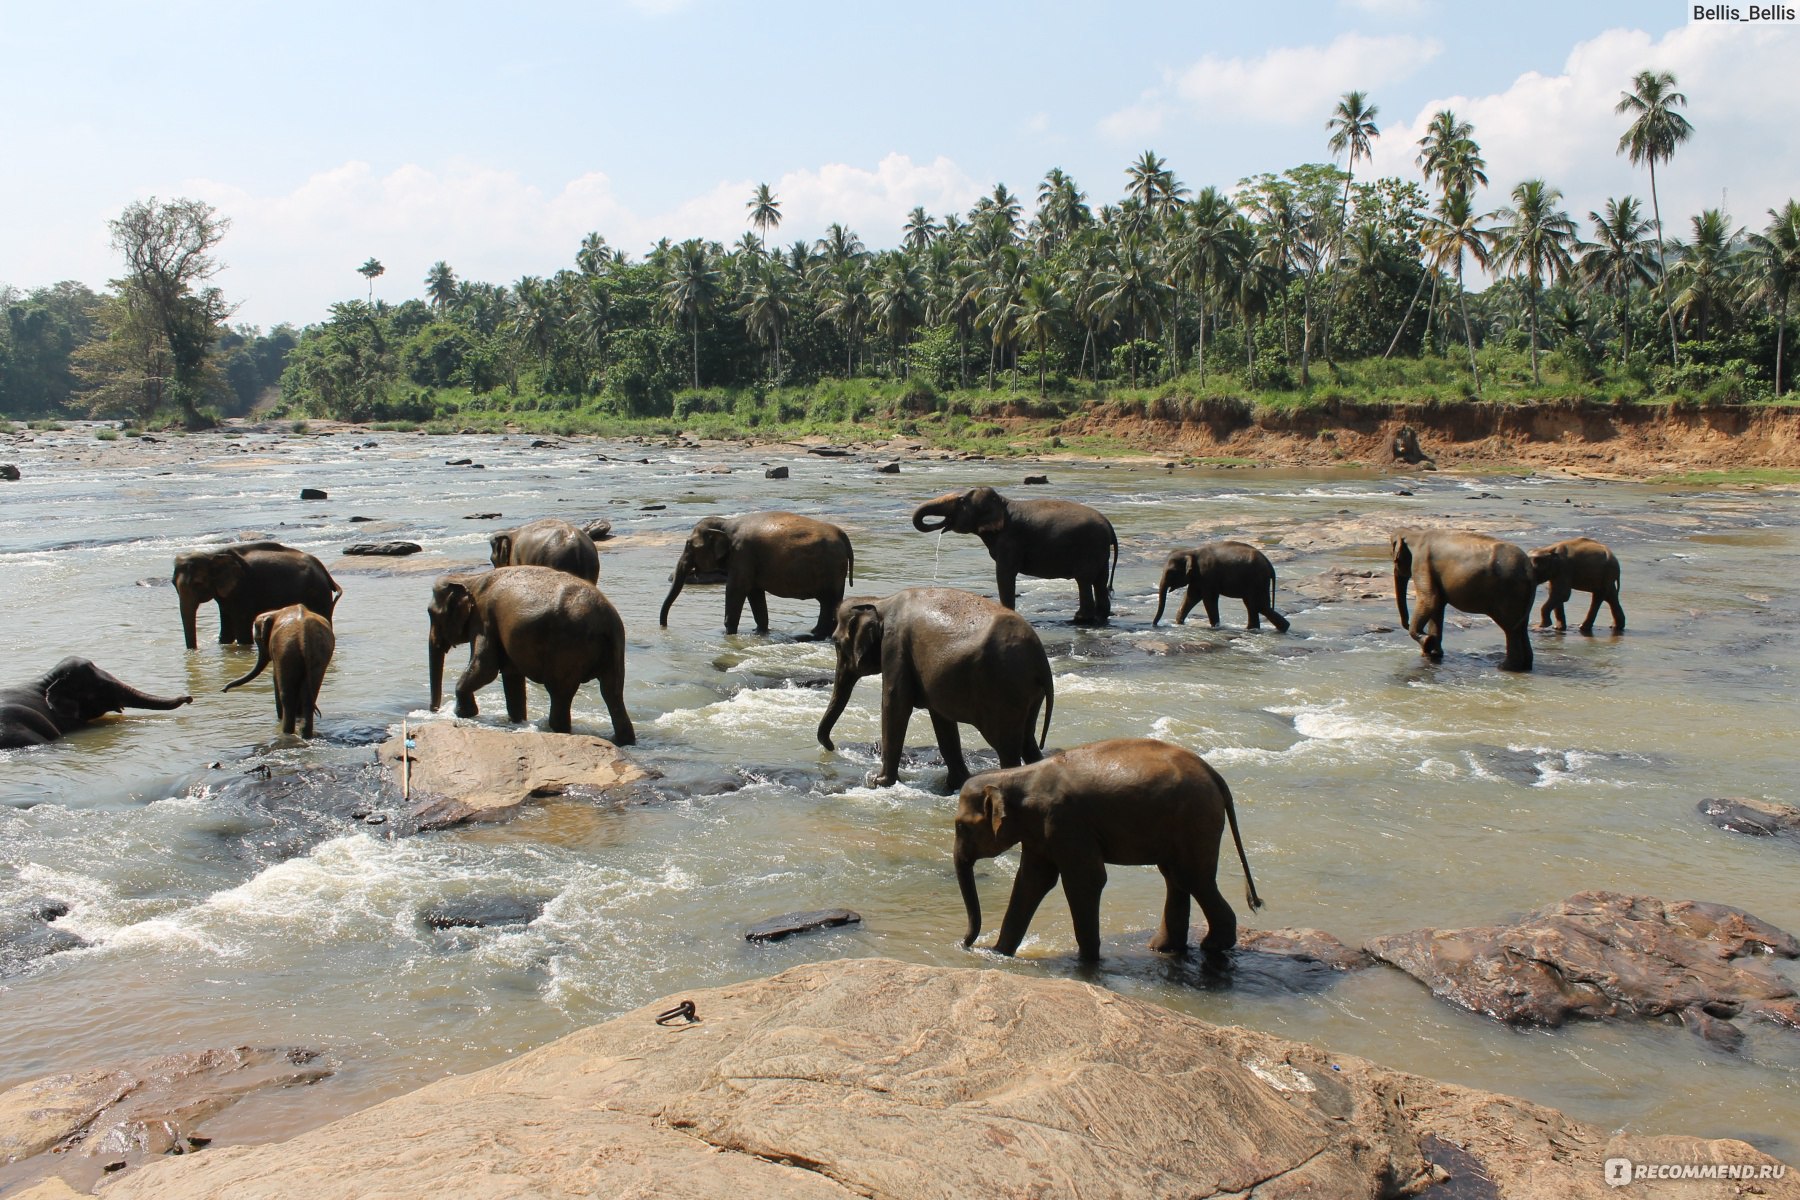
[1699,796,1800,839]
[807,446,851,457]
[1367,891,1800,1048]
[298,488,327,500]
[764,466,789,480]
[529,439,559,449]
[0,898,87,977]
[581,518,613,541]
[380,722,649,830]
[462,511,502,520]
[874,461,900,474]
[422,896,548,930]
[1022,474,1049,485]
[341,541,422,557]
[0,464,19,481]
[90,959,1792,1200]
[1294,565,1389,604]
[445,458,472,466]
[744,909,861,943]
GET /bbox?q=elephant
[1392,528,1535,672]
[427,566,634,743]
[1152,541,1290,631]
[489,518,600,583]
[223,605,335,738]
[173,542,341,650]
[953,738,1263,962]
[1529,537,1625,635]
[911,487,1118,623]
[816,588,1054,792]
[0,658,192,749]
[659,512,854,639]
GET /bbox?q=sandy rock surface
[378,721,649,829]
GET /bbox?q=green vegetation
[95,426,119,440]
[1651,467,1800,486]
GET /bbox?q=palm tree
[1168,188,1241,384]
[1094,237,1173,386]
[576,233,612,276]
[1493,179,1578,384]
[1397,110,1487,358]
[736,261,792,380]
[1420,188,1492,390]
[1664,209,1741,344]
[1035,168,1091,252]
[509,276,560,381]
[747,183,781,251]
[1015,272,1069,395]
[424,261,457,314]
[358,257,384,303]
[1616,70,1694,365]
[818,262,871,376]
[816,223,866,268]
[1324,91,1379,359]
[903,206,942,252]
[1125,151,1185,220]
[871,255,926,375]
[1578,197,1657,365]
[1741,201,1800,395]
[661,239,722,388]
[574,278,613,387]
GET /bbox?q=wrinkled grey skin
[659,512,854,639]
[172,541,341,650]
[1529,537,1625,635]
[953,738,1263,962]
[223,605,336,738]
[427,566,633,743]
[1392,528,1535,672]
[489,518,600,583]
[0,658,191,748]
[1152,541,1290,631]
[911,487,1117,623]
[816,587,1053,792]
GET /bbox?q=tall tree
[1493,179,1577,384]
[1324,90,1380,358]
[1578,198,1657,365]
[747,183,782,251]
[1169,187,1243,384]
[1125,151,1185,220]
[1664,208,1741,344]
[358,257,385,303]
[1015,272,1069,395]
[1742,201,1800,395]
[107,197,234,427]
[661,239,722,388]
[424,261,458,313]
[1420,188,1492,390]
[1616,69,1693,365]
[902,207,943,252]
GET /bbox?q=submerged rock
[0,464,20,481]
[1367,891,1800,1049]
[744,909,861,943]
[87,959,1790,1200]
[422,896,548,930]
[381,722,650,830]
[1022,474,1049,485]
[763,466,788,480]
[1699,796,1800,839]
[0,898,87,977]
[874,461,900,474]
[298,487,327,500]
[342,541,422,557]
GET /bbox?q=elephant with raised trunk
[816,588,1053,792]
[223,605,335,738]
[1392,528,1536,672]
[427,566,633,743]
[659,512,854,639]
[911,487,1117,623]
[1,658,192,749]
[489,518,601,583]
[173,541,341,650]
[1530,537,1624,635]
[1152,541,1289,631]
[954,738,1262,962]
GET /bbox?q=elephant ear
[970,488,1007,535]
[981,784,1016,843]
[1391,532,1412,571]
[699,523,732,561]
[489,533,513,568]
[847,603,882,674]
[214,551,250,598]
[1527,547,1558,584]
[252,611,277,651]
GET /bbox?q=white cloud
[1098,100,1170,144]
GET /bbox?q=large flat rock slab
[1368,891,1800,1049]
[93,959,1793,1199]
[378,722,648,830]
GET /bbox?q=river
[2,426,1796,1164]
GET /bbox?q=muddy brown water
[2,428,1797,1165]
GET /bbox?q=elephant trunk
[911,495,955,532]
[1394,565,1412,629]
[179,594,201,651]
[109,680,192,711]
[659,547,692,627]
[955,844,982,948]
[816,667,857,752]
[1152,569,1174,625]
[223,643,271,693]
[428,635,446,711]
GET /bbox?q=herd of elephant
[0,483,1626,962]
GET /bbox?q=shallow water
[2,429,1797,1161]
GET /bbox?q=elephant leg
[545,688,574,734]
[1410,595,1445,659]
[723,584,746,635]
[748,590,771,634]
[872,687,913,787]
[455,635,503,718]
[929,711,970,791]
[808,597,836,641]
[1149,866,1192,955]
[1058,859,1108,962]
[598,645,635,746]
[993,851,1060,956]
[1578,591,1605,636]
[1242,597,1261,630]
[996,567,1018,611]
[1175,588,1199,625]
[1537,592,1557,629]
[501,668,528,723]
[298,684,316,739]
[1606,586,1626,634]
[1263,602,1291,633]
[1073,578,1097,625]
[1094,569,1111,621]
[1193,879,1239,957]
[1549,584,1571,631]
[1499,619,1534,672]
[1202,594,1222,628]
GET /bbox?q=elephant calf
[954,739,1262,962]
[223,605,335,738]
[0,658,191,749]
[1530,537,1624,635]
[1152,541,1289,631]
[1393,528,1536,672]
[490,517,601,583]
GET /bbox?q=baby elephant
[1152,541,1289,630]
[953,738,1263,962]
[224,605,335,738]
[1530,537,1624,635]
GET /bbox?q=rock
[1022,474,1049,485]
[581,518,613,541]
[807,446,851,457]
[468,463,486,470]
[381,723,650,830]
[529,439,559,449]
[690,464,732,475]
[298,488,327,500]
[347,515,376,523]
[1367,891,1800,1048]
[764,466,789,480]
[0,1046,330,1189]
[744,909,861,943]
[0,464,19,481]
[1,899,88,977]
[1239,926,1374,972]
[342,541,422,557]
[463,512,502,520]
[1699,796,1800,838]
[874,461,900,474]
[1396,489,1414,497]
[445,457,472,466]
[422,896,548,930]
[640,503,666,511]
[90,959,1791,1200]
[1295,565,1389,603]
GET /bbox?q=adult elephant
[1392,528,1536,672]
[911,487,1117,623]
[223,605,335,739]
[0,658,192,749]
[427,566,633,743]
[1152,541,1289,631]
[816,588,1053,792]
[489,517,600,583]
[953,738,1262,962]
[1529,537,1625,635]
[172,542,341,650]
[659,512,854,639]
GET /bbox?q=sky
[3,0,1796,329]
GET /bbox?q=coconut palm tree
[1616,70,1693,365]
[1741,201,1800,395]
[574,278,613,386]
[818,262,871,376]
[1493,179,1578,384]
[661,239,722,389]
[816,223,866,268]
[903,206,943,252]
[747,183,781,252]
[1125,151,1186,221]
[1664,208,1741,344]
[1094,236,1173,386]
[424,261,457,314]
[1324,91,1380,359]
[1420,189,1493,390]
[1035,168,1091,252]
[1578,197,1658,365]
[871,255,926,375]
[1015,273,1069,395]
[736,260,792,381]
[576,233,612,277]
[1398,110,1487,358]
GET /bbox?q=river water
[2,427,1796,1163]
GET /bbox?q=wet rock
[342,541,422,556]
[445,458,472,466]
[744,909,862,943]
[581,518,613,541]
[0,464,19,481]
[422,896,548,930]
[299,487,328,500]
[0,1046,331,1189]
[807,446,851,457]
[1294,565,1389,603]
[196,761,404,865]
[348,515,376,523]
[874,461,900,474]
[1239,927,1374,972]
[1396,489,1414,497]
[529,439,559,449]
[1022,474,1049,485]
[1366,891,1800,1048]
[382,723,651,830]
[463,511,502,520]
[90,959,1791,1200]
[640,503,666,511]
[689,464,731,475]
[0,899,88,977]
[1699,796,1800,839]
[764,466,789,480]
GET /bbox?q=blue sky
[4,1,1795,327]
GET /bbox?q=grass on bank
[1650,468,1800,486]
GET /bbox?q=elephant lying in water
[0,658,192,748]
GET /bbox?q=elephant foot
[453,698,479,718]
[865,770,899,788]
[1147,933,1189,956]
[1071,613,1097,626]
[944,772,970,794]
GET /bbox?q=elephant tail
[1269,564,1278,610]
[1218,773,1263,913]
[1107,528,1118,597]
[846,539,855,587]
[1038,670,1054,751]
